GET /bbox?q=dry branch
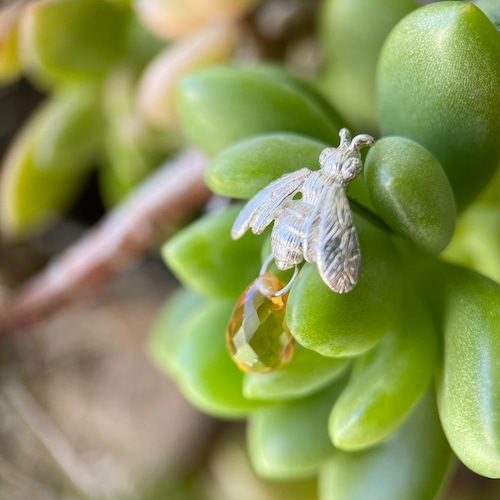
[1,149,210,333]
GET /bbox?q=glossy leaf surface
[248,382,344,480]
[437,264,500,478]
[377,2,500,209]
[287,215,402,357]
[320,391,453,500]
[176,66,341,156]
[365,136,456,254]
[330,293,437,450]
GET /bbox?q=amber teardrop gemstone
[226,272,295,374]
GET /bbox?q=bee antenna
[350,134,375,152]
[339,128,352,147]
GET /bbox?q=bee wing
[302,188,325,263]
[316,185,361,293]
[231,168,311,238]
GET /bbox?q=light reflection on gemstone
[226,272,295,374]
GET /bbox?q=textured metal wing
[231,168,311,239]
[302,188,325,263]
[315,185,360,293]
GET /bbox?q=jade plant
[0,0,499,498]
[150,1,500,499]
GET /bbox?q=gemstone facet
[226,272,295,374]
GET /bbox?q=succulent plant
[153,2,500,498]
[1,0,499,498]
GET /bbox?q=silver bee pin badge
[231,128,375,294]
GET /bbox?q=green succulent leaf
[243,344,350,401]
[287,214,403,357]
[319,0,417,131]
[206,133,326,199]
[249,64,347,131]
[248,381,345,480]
[32,85,103,171]
[174,298,265,419]
[162,205,264,299]
[0,87,102,239]
[148,288,205,377]
[329,292,437,450]
[176,65,342,156]
[437,264,500,479]
[377,2,500,210]
[365,136,456,254]
[20,0,130,83]
[320,390,453,500]
[443,204,500,283]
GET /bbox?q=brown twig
[1,149,210,333]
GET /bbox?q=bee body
[232,129,374,293]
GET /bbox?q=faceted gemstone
[226,272,295,374]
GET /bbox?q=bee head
[319,128,374,183]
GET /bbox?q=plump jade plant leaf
[247,381,345,480]
[377,2,500,210]
[32,85,103,171]
[436,264,500,479]
[443,204,500,283]
[364,136,456,254]
[174,298,265,419]
[206,133,326,199]
[20,0,130,82]
[148,288,205,377]
[287,214,402,357]
[249,64,347,131]
[329,292,437,450]
[162,205,264,299]
[319,0,417,130]
[243,344,350,401]
[176,66,342,156]
[320,390,453,500]
[0,88,102,239]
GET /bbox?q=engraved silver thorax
[232,128,374,294]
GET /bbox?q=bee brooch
[226,128,374,374]
[231,128,375,294]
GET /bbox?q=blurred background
[0,0,499,498]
